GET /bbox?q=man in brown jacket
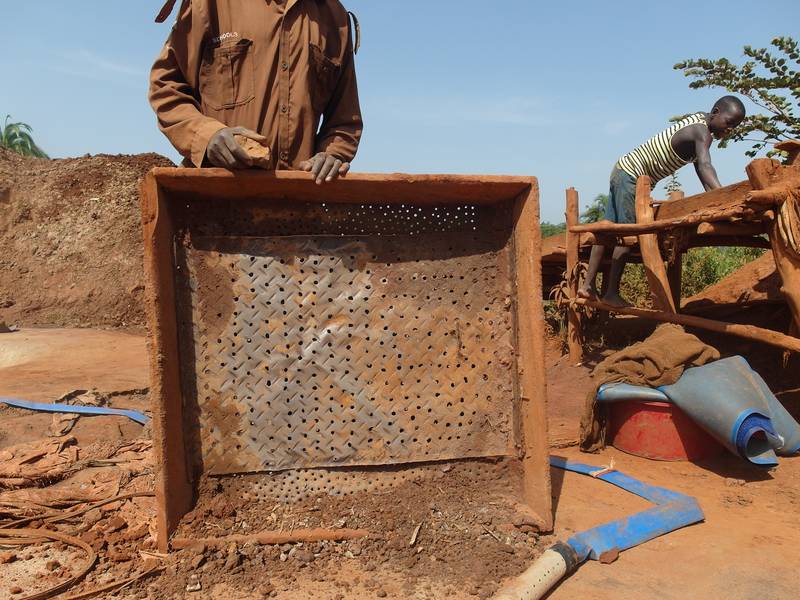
[149,0,363,184]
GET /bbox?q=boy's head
[708,96,746,139]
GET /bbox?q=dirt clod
[45,559,61,571]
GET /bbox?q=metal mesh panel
[175,202,518,475]
[220,459,519,504]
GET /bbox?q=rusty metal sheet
[176,229,517,475]
[221,458,520,504]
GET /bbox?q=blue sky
[2,1,797,222]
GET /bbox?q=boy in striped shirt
[578,95,746,307]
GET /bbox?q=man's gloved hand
[299,152,350,184]
[206,127,269,169]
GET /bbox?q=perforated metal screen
[174,201,519,475]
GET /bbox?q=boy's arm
[691,127,722,191]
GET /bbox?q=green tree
[0,115,49,158]
[664,173,682,195]
[540,221,566,238]
[580,194,608,224]
[674,36,800,160]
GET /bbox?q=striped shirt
[617,113,708,185]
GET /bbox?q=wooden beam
[512,183,553,532]
[696,222,767,236]
[569,203,763,235]
[747,159,800,334]
[746,175,800,204]
[140,173,193,552]
[565,188,583,363]
[635,176,676,312]
[667,190,685,309]
[667,254,682,310]
[654,180,753,221]
[585,233,639,247]
[575,298,800,354]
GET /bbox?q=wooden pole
[565,188,583,363]
[569,204,763,235]
[747,159,800,333]
[667,190,685,310]
[667,254,682,310]
[512,183,553,532]
[695,222,767,236]
[574,298,800,353]
[634,176,676,312]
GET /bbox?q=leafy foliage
[580,194,608,224]
[539,193,609,239]
[540,221,566,238]
[619,247,766,308]
[674,37,800,160]
[664,173,682,195]
[0,115,49,158]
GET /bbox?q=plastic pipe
[492,457,704,600]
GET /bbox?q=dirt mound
[683,253,782,310]
[0,149,173,328]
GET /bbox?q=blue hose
[550,456,704,563]
[0,397,150,425]
[494,459,705,599]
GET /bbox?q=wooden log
[635,176,676,312]
[654,180,753,221]
[574,298,800,353]
[565,188,582,363]
[585,233,639,247]
[746,176,800,204]
[747,159,800,333]
[696,222,767,236]
[569,203,763,235]
[667,189,685,309]
[667,254,682,309]
[171,528,369,550]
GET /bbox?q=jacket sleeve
[314,27,363,163]
[148,1,226,167]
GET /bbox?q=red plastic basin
[608,400,725,462]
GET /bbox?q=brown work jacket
[149,0,362,169]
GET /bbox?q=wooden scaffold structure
[562,140,800,362]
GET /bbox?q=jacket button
[281,105,288,113]
[280,151,288,161]
[281,62,289,71]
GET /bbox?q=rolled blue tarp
[596,357,800,466]
[597,382,669,403]
[660,356,800,466]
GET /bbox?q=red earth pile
[0,149,173,329]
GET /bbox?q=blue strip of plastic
[550,457,705,562]
[0,397,150,426]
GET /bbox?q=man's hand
[206,127,269,169]
[299,152,350,184]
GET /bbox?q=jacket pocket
[308,43,342,114]
[199,38,255,111]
